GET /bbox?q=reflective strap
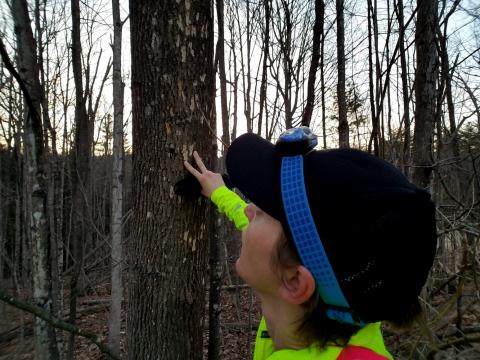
[280,156,361,326]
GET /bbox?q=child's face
[235,203,284,294]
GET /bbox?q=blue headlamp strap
[280,155,363,326]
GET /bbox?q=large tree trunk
[302,0,324,127]
[336,0,349,148]
[412,0,438,188]
[9,1,59,358]
[127,1,214,359]
[107,0,124,356]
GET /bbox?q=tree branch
[426,334,480,360]
[0,288,120,360]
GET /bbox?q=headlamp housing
[275,126,318,156]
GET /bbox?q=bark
[367,0,378,155]
[336,0,349,148]
[245,0,253,133]
[230,17,239,142]
[0,154,3,302]
[107,0,124,356]
[258,0,271,136]
[69,0,91,357]
[386,0,393,151]
[208,163,222,360]
[211,1,228,347]
[438,0,461,194]
[35,3,62,356]
[128,1,214,359]
[216,0,230,150]
[281,0,293,129]
[412,0,438,188]
[373,0,382,156]
[395,0,411,168]
[4,2,59,357]
[302,0,324,127]
[320,19,326,149]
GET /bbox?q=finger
[184,160,202,178]
[193,151,208,173]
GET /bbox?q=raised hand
[183,151,225,198]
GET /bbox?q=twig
[0,288,120,360]
[426,334,480,360]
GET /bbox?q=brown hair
[272,230,421,348]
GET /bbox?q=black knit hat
[225,132,437,323]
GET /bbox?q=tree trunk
[128,1,214,359]
[302,0,324,127]
[412,0,438,188]
[68,0,91,357]
[245,0,253,133]
[8,1,59,357]
[438,3,460,198]
[395,0,411,169]
[208,160,222,360]
[107,0,124,356]
[258,0,271,136]
[320,19,326,149]
[336,0,349,148]
[216,0,230,151]
[367,0,378,155]
[0,153,4,305]
[281,0,293,129]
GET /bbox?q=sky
[0,0,479,154]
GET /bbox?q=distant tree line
[0,0,479,359]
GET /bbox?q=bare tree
[302,0,324,127]
[6,0,59,357]
[336,0,349,148]
[367,0,379,155]
[395,0,411,168]
[68,0,91,357]
[412,0,438,188]
[127,0,214,358]
[258,0,271,136]
[107,0,125,356]
[216,0,230,151]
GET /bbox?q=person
[182,127,437,360]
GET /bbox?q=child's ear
[278,265,316,305]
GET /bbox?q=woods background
[0,0,479,359]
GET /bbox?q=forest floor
[0,275,261,360]
[1,276,480,359]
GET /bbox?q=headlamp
[276,127,363,326]
[276,126,318,156]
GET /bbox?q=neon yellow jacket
[211,185,249,230]
[210,186,393,360]
[253,318,393,360]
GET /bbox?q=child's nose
[244,204,256,222]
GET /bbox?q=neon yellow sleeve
[210,185,249,231]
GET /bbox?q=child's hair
[273,230,422,348]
